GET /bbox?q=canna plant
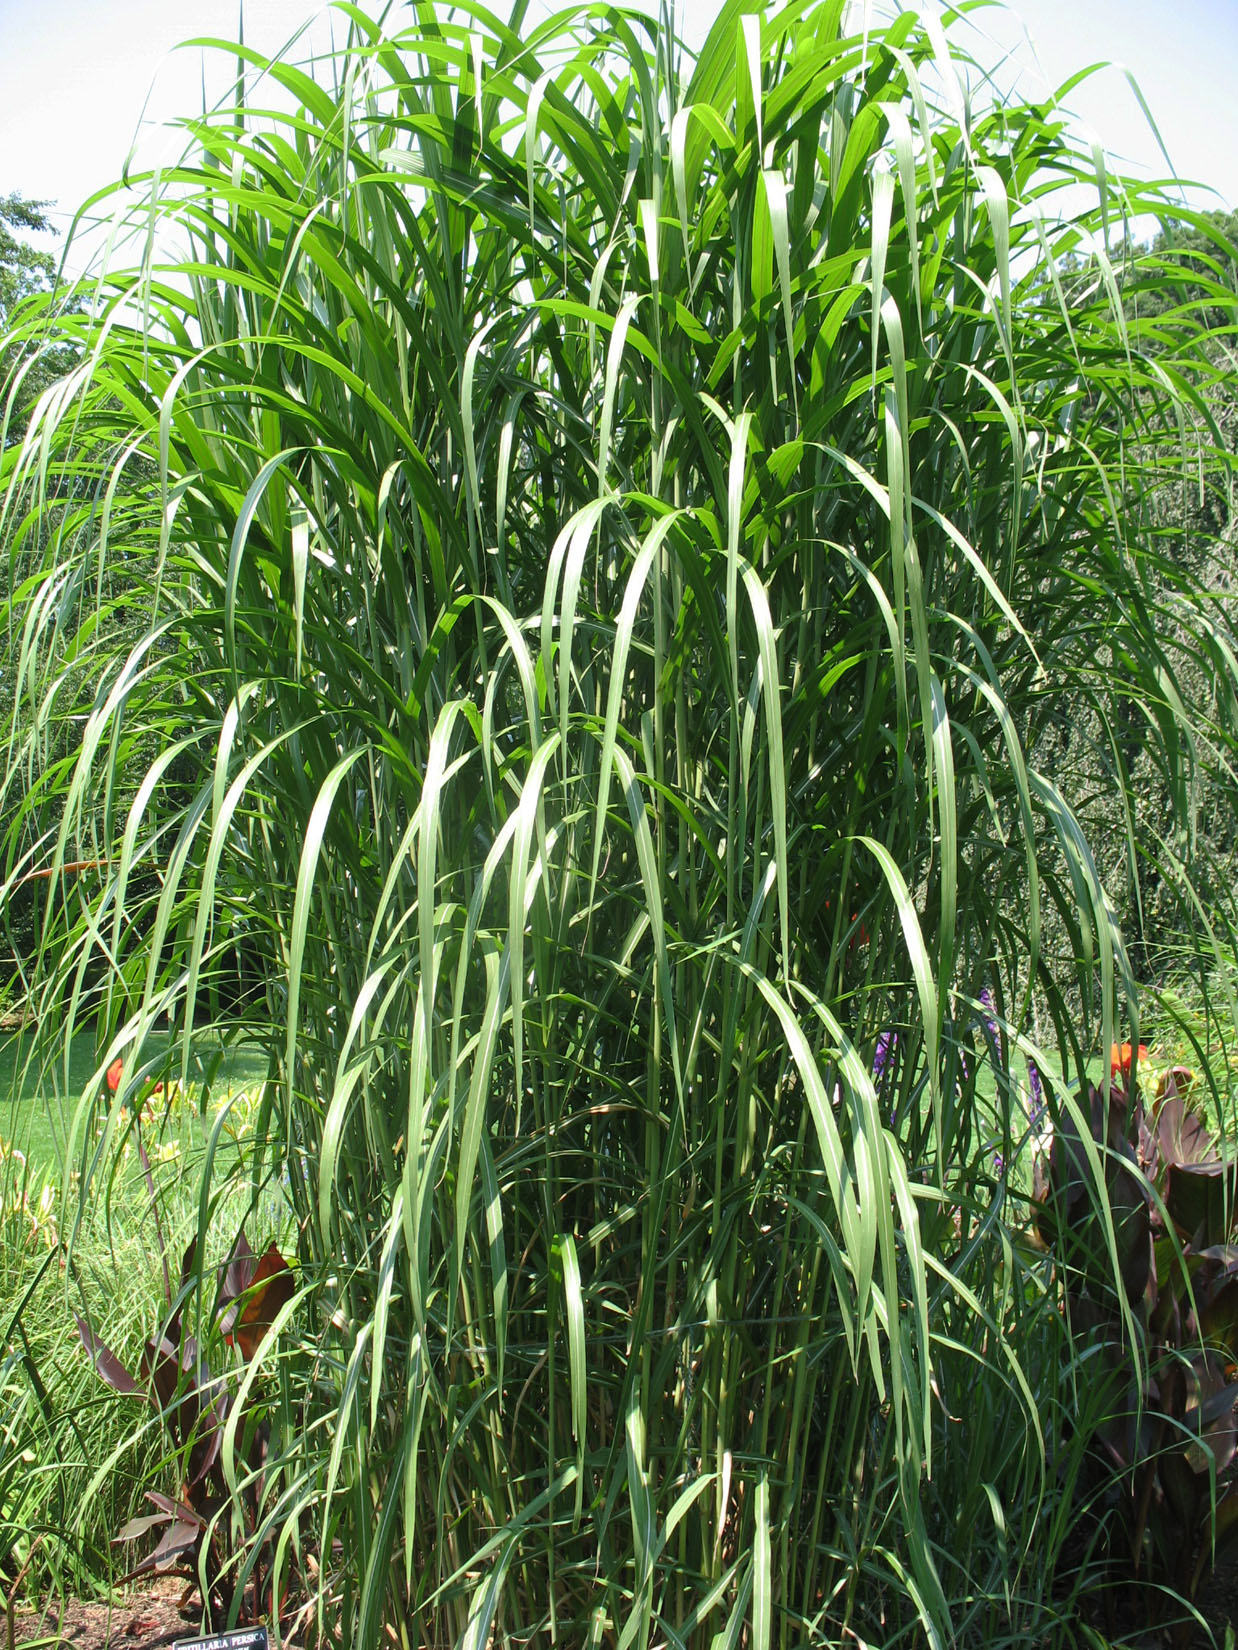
[76,1228,296,1626]
[3,0,1237,1644]
[1036,1063,1238,1641]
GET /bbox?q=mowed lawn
[0,1026,1147,1185]
[1,1029,270,1170]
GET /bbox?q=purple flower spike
[1027,1060,1045,1128]
[872,1030,896,1080]
[979,987,1002,1059]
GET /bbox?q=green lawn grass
[0,1032,287,1608]
[0,1030,269,1169]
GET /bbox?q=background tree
[0,193,69,441]
[0,189,149,1001]
[0,192,61,994]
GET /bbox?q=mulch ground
[1193,1557,1238,1647]
[11,1579,194,1649]
[10,1562,1238,1648]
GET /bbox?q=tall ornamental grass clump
[3,0,1237,1642]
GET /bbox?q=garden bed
[12,1579,191,1650]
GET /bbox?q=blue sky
[2,0,1235,274]
[958,0,1238,206]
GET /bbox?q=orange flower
[1109,1042,1148,1082]
[104,1058,164,1098]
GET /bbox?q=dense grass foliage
[3,1,1237,1643]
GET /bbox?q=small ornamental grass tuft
[0,1136,58,1249]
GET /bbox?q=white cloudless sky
[2,0,1235,275]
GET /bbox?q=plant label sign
[174,1630,269,1650]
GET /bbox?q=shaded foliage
[1037,1062,1238,1643]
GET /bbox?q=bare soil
[11,1565,1236,1649]
[1194,1558,1238,1647]
[10,1579,196,1650]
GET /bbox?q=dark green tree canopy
[0,192,75,443]
[0,193,56,321]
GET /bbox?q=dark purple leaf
[1166,1158,1238,1244]
[1157,1096,1218,1170]
[219,1229,256,1314]
[74,1315,143,1397]
[1160,1448,1208,1531]
[165,1239,199,1342]
[1156,1067,1198,1105]
[142,1335,185,1416]
[1200,1276,1238,1346]
[145,1489,203,1525]
[1109,1158,1152,1305]
[190,1418,223,1486]
[222,1244,295,1360]
[114,1512,170,1543]
[119,1519,200,1584]
[1196,1380,1238,1432]
[1195,1244,1238,1279]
